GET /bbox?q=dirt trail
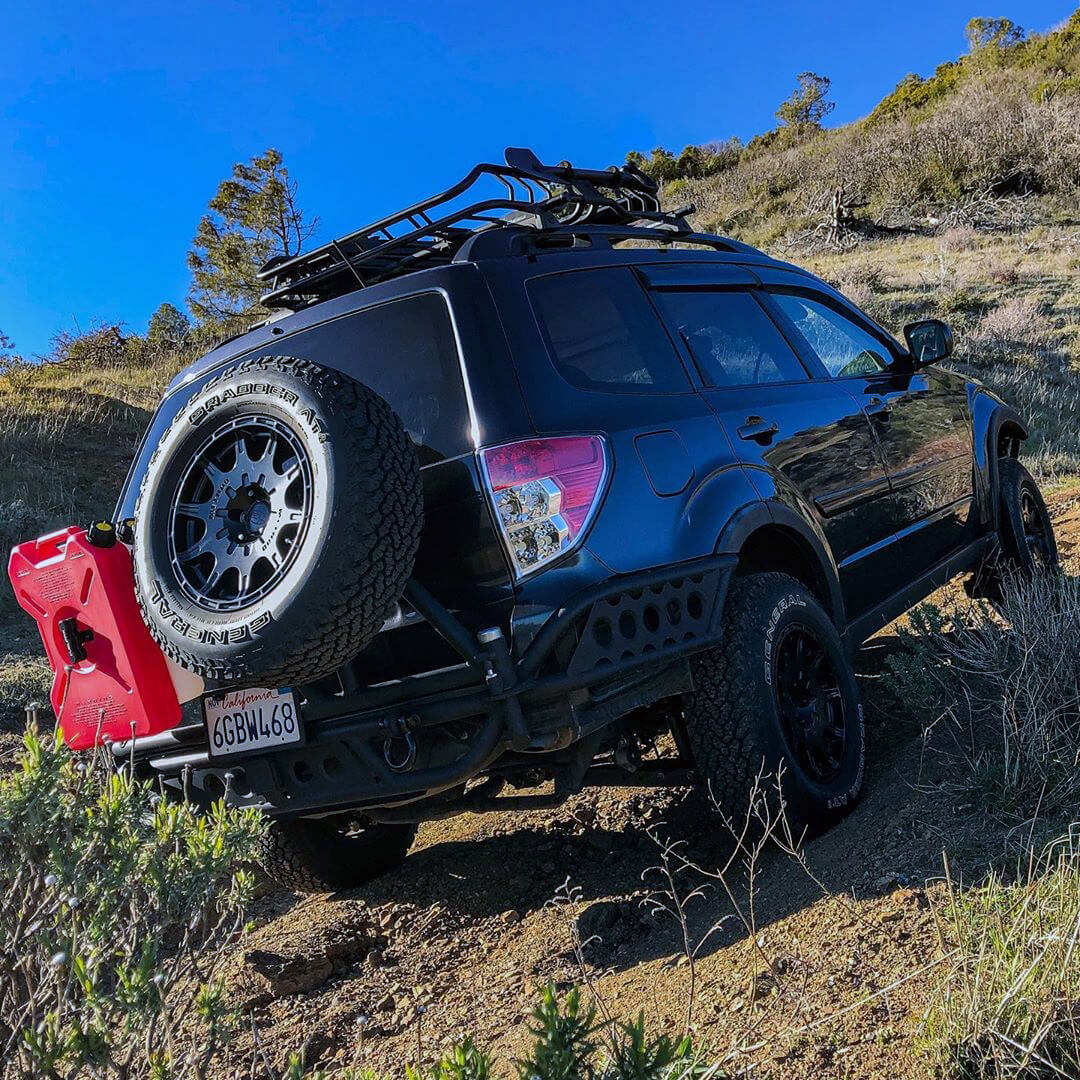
[163,487,1080,1076]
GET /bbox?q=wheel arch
[970,391,1029,531]
[717,501,846,632]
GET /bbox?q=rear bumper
[118,554,736,817]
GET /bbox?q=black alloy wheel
[772,624,847,784]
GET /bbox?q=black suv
[113,149,1057,892]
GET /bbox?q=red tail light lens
[481,435,608,576]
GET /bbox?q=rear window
[528,268,689,393]
[296,292,468,463]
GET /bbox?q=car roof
[170,243,826,399]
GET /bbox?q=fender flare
[716,499,847,632]
[974,398,1028,532]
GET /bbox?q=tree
[966,17,1025,52]
[187,149,316,327]
[0,330,23,375]
[625,139,741,184]
[626,147,680,183]
[49,323,129,369]
[146,302,191,351]
[776,71,835,131]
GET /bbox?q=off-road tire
[996,457,1057,578]
[260,817,417,893]
[133,355,423,686]
[681,573,865,836]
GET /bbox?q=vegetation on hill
[630,12,1080,244]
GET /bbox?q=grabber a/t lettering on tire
[681,572,865,836]
[132,355,424,686]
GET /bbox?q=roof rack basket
[257,147,728,311]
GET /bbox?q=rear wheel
[260,817,417,893]
[681,573,865,836]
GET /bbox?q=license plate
[203,687,303,759]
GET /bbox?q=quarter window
[242,292,469,464]
[772,293,892,377]
[529,268,689,392]
[652,289,808,387]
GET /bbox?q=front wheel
[996,457,1057,578]
[681,573,866,836]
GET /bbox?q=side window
[528,268,689,393]
[772,293,892,377]
[651,289,808,387]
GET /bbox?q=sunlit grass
[926,829,1080,1079]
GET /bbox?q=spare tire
[133,355,423,685]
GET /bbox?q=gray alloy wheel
[167,415,315,612]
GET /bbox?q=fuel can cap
[85,521,117,548]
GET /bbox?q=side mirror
[904,319,954,366]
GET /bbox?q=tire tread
[134,355,424,685]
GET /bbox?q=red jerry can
[7,524,181,749]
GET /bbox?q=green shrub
[517,985,598,1080]
[514,985,706,1080]
[604,1013,698,1080]
[881,602,952,720]
[866,61,965,125]
[407,1038,493,1080]
[0,724,264,1077]
[0,730,713,1080]
[939,288,984,318]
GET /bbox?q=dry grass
[0,354,179,623]
[967,297,1055,362]
[887,572,1080,824]
[885,571,1080,1076]
[800,225,1080,479]
[926,828,1080,1079]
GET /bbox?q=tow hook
[381,714,417,772]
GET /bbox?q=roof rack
[256,147,747,311]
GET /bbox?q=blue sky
[1,1,1071,358]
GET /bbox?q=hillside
[4,13,1080,1078]
[657,10,1080,251]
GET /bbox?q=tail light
[481,435,608,577]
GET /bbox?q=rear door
[644,267,902,619]
[767,289,976,579]
[518,264,744,578]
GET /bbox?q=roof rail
[256,148,738,311]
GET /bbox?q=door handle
[737,416,780,444]
[866,396,891,421]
